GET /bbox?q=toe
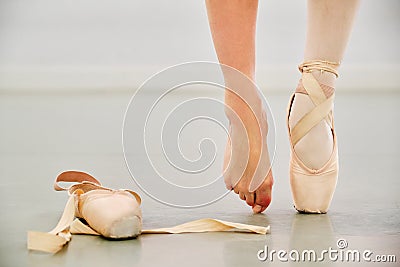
[253,182,272,212]
[245,192,255,206]
[252,204,262,213]
[253,205,268,213]
[233,187,239,194]
[259,206,268,213]
[255,190,271,212]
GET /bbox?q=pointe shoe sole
[106,215,142,239]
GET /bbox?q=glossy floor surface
[0,91,399,266]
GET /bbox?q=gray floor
[0,91,399,267]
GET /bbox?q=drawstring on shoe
[298,60,340,78]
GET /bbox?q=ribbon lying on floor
[27,171,270,253]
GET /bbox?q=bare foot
[223,89,274,213]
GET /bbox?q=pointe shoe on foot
[287,60,339,214]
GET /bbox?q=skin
[205,0,359,213]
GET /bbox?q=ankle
[296,71,336,99]
[224,89,263,124]
[298,60,339,89]
[309,70,337,88]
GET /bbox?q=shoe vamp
[79,190,141,229]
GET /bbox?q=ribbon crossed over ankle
[290,60,339,147]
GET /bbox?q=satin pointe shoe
[28,171,142,253]
[287,60,340,214]
[28,171,270,253]
[55,171,143,238]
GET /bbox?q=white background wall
[0,0,399,92]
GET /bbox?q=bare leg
[305,0,360,67]
[206,0,273,213]
[206,0,257,79]
[289,0,360,169]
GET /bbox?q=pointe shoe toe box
[78,190,142,238]
[290,156,338,214]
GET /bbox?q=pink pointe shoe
[28,171,271,253]
[287,60,340,214]
[28,171,142,253]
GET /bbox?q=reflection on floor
[0,91,399,266]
